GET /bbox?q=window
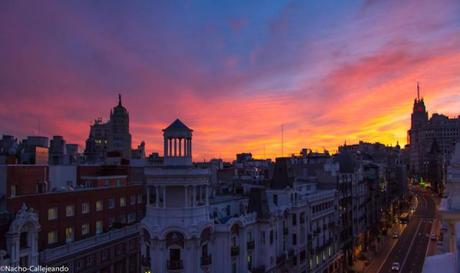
[128,212,136,223]
[137,193,143,204]
[292,233,297,245]
[48,207,58,220]
[65,227,74,242]
[96,221,103,234]
[108,216,115,228]
[82,202,90,214]
[48,231,58,244]
[232,263,237,273]
[96,200,103,211]
[292,214,297,226]
[120,197,126,207]
[269,230,274,245]
[108,198,115,209]
[130,195,136,205]
[273,194,278,205]
[66,205,75,217]
[82,224,90,235]
[10,185,16,197]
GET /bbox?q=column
[185,186,188,207]
[164,137,168,157]
[179,138,182,156]
[188,138,192,157]
[169,139,172,157]
[156,187,159,207]
[206,186,209,205]
[192,186,196,207]
[163,186,167,208]
[146,186,150,205]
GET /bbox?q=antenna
[417,82,420,100]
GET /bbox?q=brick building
[0,164,144,273]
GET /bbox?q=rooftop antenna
[417,82,420,100]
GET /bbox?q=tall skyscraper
[85,94,132,161]
[407,84,460,191]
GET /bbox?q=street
[377,189,436,273]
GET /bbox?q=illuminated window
[82,202,90,214]
[48,207,58,220]
[65,227,74,242]
[48,231,58,244]
[120,197,126,207]
[96,200,103,211]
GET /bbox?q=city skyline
[1,0,460,160]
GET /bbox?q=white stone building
[140,119,342,273]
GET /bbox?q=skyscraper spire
[417,82,420,100]
[118,93,122,106]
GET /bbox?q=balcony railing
[201,255,212,266]
[247,240,255,250]
[167,260,183,270]
[40,224,139,263]
[231,246,240,256]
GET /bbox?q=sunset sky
[1,0,460,160]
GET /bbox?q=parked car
[392,262,400,271]
[393,233,399,239]
[431,233,437,241]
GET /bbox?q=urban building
[0,164,144,273]
[408,85,460,192]
[85,95,132,161]
[140,119,343,273]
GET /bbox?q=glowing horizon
[1,0,460,161]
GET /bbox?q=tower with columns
[163,119,193,166]
[141,119,213,273]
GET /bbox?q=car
[392,233,399,239]
[431,233,437,241]
[392,262,400,271]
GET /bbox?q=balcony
[201,255,212,266]
[247,240,255,250]
[40,224,139,263]
[167,260,183,271]
[231,246,240,256]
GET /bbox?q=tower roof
[163,119,193,132]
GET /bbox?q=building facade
[140,119,343,273]
[85,95,132,161]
